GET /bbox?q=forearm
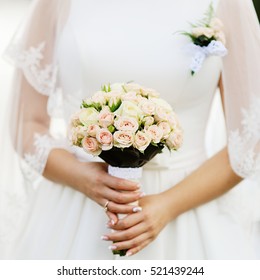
[163,147,242,220]
[43,148,85,191]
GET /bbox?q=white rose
[122,91,139,103]
[154,106,169,122]
[114,131,134,148]
[79,108,99,126]
[114,116,139,132]
[192,27,215,38]
[70,110,81,127]
[146,125,164,144]
[70,126,87,145]
[114,101,143,119]
[123,83,142,93]
[133,131,151,152]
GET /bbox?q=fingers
[107,212,143,230]
[106,211,118,225]
[105,222,146,242]
[107,232,153,257]
[104,174,141,192]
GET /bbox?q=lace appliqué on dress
[228,98,260,178]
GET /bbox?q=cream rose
[158,122,171,139]
[114,101,143,119]
[154,106,169,122]
[143,116,154,128]
[133,131,151,152]
[146,125,164,144]
[113,131,134,148]
[210,17,224,32]
[140,87,160,98]
[70,126,87,146]
[96,128,113,151]
[98,109,114,128]
[79,108,99,126]
[192,27,215,38]
[166,129,183,150]
[92,91,106,105]
[87,124,100,137]
[122,91,139,103]
[123,83,142,93]
[114,116,139,132]
[139,100,156,115]
[167,112,180,130]
[215,31,226,45]
[82,136,102,156]
[70,111,81,127]
[150,98,172,112]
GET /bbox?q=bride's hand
[102,193,173,256]
[76,162,144,224]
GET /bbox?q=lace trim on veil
[5,42,58,96]
[228,98,260,178]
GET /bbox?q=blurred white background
[0,0,226,155]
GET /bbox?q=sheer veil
[217,0,260,179]
[0,0,259,257]
[0,0,71,256]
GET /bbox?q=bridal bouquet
[70,83,183,255]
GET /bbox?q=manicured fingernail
[133,206,142,213]
[101,235,109,241]
[108,245,117,250]
[126,252,133,257]
[139,192,146,198]
[111,219,115,225]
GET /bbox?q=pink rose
[146,125,164,144]
[139,100,156,115]
[158,122,171,139]
[166,129,183,150]
[98,110,114,128]
[113,131,134,148]
[96,128,113,151]
[82,136,102,156]
[114,117,139,132]
[133,131,151,152]
[87,124,100,137]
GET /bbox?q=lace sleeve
[3,0,71,178]
[218,0,260,179]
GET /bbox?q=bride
[0,0,259,259]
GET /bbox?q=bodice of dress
[57,0,222,169]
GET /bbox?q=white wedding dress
[1,0,260,259]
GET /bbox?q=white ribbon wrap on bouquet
[185,40,228,74]
[108,166,143,180]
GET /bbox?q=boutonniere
[180,3,228,75]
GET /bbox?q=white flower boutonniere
[180,3,228,75]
